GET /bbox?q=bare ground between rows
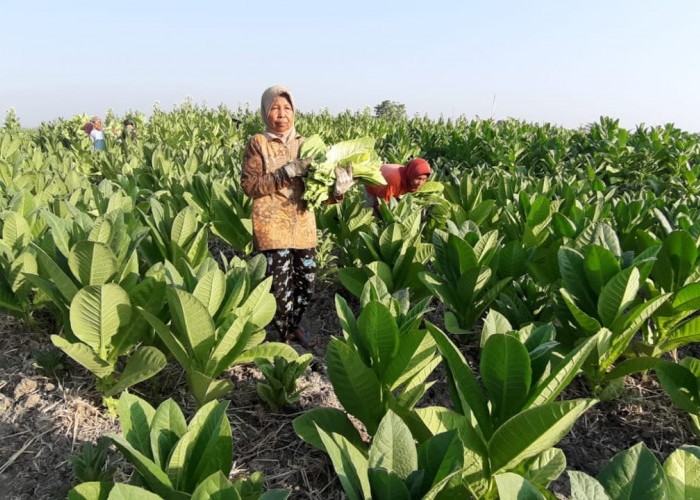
[0,280,696,499]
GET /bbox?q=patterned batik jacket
[241,133,317,251]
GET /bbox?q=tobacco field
[0,103,699,499]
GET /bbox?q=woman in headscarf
[241,84,354,347]
[364,158,432,212]
[86,116,106,150]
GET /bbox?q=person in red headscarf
[364,158,432,213]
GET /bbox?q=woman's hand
[282,157,313,177]
[334,164,356,196]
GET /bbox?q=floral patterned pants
[262,248,317,340]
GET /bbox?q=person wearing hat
[241,84,354,348]
[364,158,432,213]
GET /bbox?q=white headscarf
[260,84,298,145]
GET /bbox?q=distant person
[83,116,106,150]
[364,158,432,214]
[121,119,137,144]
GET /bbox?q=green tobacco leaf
[494,472,546,500]
[480,334,531,425]
[583,245,621,295]
[369,410,418,480]
[118,392,156,457]
[193,268,226,317]
[488,399,596,474]
[327,338,384,435]
[107,433,176,498]
[70,284,131,359]
[231,342,298,365]
[103,347,167,397]
[357,301,399,380]
[597,442,669,500]
[597,267,639,328]
[137,307,192,371]
[569,470,609,500]
[663,445,700,500]
[191,471,241,500]
[655,361,700,414]
[167,400,232,493]
[522,448,566,488]
[32,243,79,303]
[367,468,411,500]
[317,427,370,500]
[188,370,233,408]
[426,322,492,438]
[51,335,113,379]
[293,408,366,453]
[150,399,188,469]
[167,288,216,364]
[69,241,118,286]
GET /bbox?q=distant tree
[374,100,406,120]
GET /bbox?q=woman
[241,85,353,347]
[364,158,432,211]
[85,116,106,150]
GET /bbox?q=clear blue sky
[2,1,699,131]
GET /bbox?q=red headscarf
[403,158,431,191]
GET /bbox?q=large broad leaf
[417,430,464,492]
[480,334,531,425]
[596,442,669,500]
[171,207,198,248]
[656,315,700,354]
[559,288,602,334]
[558,247,597,317]
[70,284,131,359]
[167,288,216,363]
[426,322,492,438]
[150,399,188,469]
[107,433,176,498]
[167,400,232,493]
[32,243,79,303]
[568,471,610,500]
[193,268,226,317]
[293,408,366,454]
[69,482,165,500]
[493,472,546,500]
[369,410,418,480]
[69,241,118,286]
[367,469,411,500]
[663,445,700,500]
[655,361,700,414]
[357,301,399,380]
[118,392,156,457]
[597,267,639,327]
[137,307,192,371]
[526,334,598,408]
[672,283,700,312]
[522,448,566,488]
[339,267,372,298]
[231,342,298,365]
[583,245,621,295]
[51,335,113,379]
[327,338,384,435]
[652,230,698,292]
[235,277,276,329]
[188,370,234,408]
[103,347,167,397]
[190,472,241,500]
[317,427,370,500]
[488,399,596,473]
